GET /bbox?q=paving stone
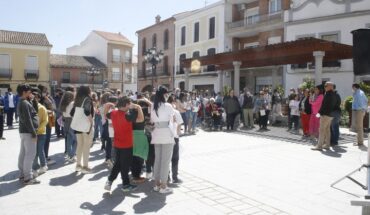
[241,207,264,215]
[216,197,237,204]
[258,205,281,214]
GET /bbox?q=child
[104,96,144,192]
[289,94,300,132]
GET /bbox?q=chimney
[155,15,161,24]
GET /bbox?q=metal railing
[0,68,12,79]
[138,66,170,78]
[124,57,132,64]
[112,55,121,63]
[24,69,39,79]
[227,11,283,30]
[175,65,217,75]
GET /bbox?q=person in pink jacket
[309,85,324,140]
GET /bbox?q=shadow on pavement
[0,180,22,197]
[47,153,67,171]
[0,170,19,182]
[88,163,109,181]
[80,191,126,215]
[89,149,106,162]
[133,182,167,214]
[321,149,342,158]
[49,171,84,186]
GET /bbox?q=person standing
[17,84,39,185]
[289,94,300,133]
[255,91,269,130]
[60,91,76,162]
[312,82,337,151]
[242,91,254,128]
[352,83,368,146]
[299,89,312,137]
[223,89,240,131]
[30,88,49,176]
[104,96,144,192]
[53,88,63,138]
[330,85,341,146]
[271,89,282,125]
[151,86,176,194]
[0,93,5,140]
[309,85,324,140]
[70,86,94,173]
[5,87,17,128]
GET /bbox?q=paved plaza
[0,124,368,215]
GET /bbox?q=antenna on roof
[204,0,208,7]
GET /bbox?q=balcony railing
[24,69,39,79]
[0,68,12,79]
[62,79,70,83]
[175,65,218,75]
[112,55,121,63]
[124,58,132,64]
[227,11,283,30]
[138,66,170,78]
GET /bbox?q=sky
[0,0,220,55]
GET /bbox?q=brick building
[136,15,175,92]
[50,54,106,91]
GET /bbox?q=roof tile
[0,30,51,46]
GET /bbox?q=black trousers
[145,134,155,173]
[6,108,14,126]
[171,138,180,179]
[131,156,144,178]
[108,147,133,185]
[226,113,237,130]
[0,114,3,138]
[44,125,51,158]
[258,110,269,128]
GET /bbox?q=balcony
[291,61,341,70]
[175,66,218,76]
[138,66,170,78]
[124,57,132,64]
[62,79,70,83]
[226,11,283,37]
[24,69,39,80]
[0,68,12,79]
[112,55,121,63]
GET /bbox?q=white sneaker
[159,187,173,194]
[104,181,112,191]
[32,170,38,178]
[38,166,48,174]
[146,172,153,179]
[81,167,92,174]
[106,160,113,169]
[153,185,160,192]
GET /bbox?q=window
[112,68,121,81]
[209,17,215,39]
[163,56,169,75]
[245,7,259,25]
[142,38,146,55]
[269,0,281,14]
[268,36,281,45]
[207,48,216,72]
[321,33,338,42]
[80,73,87,83]
[62,72,70,83]
[152,34,157,47]
[321,33,341,67]
[125,50,131,63]
[192,51,200,58]
[25,56,38,79]
[181,26,186,46]
[244,42,259,49]
[125,68,131,82]
[0,54,11,78]
[164,29,169,50]
[194,22,200,43]
[95,74,103,84]
[141,62,146,76]
[112,49,121,62]
[179,54,186,74]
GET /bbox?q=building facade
[224,0,290,94]
[285,0,370,97]
[0,30,52,93]
[137,16,175,92]
[67,30,134,92]
[174,1,227,93]
[50,54,106,91]
[123,55,138,93]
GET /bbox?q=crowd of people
[5,81,369,188]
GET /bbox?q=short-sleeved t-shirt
[107,109,137,148]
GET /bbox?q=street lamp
[144,47,164,91]
[86,67,101,91]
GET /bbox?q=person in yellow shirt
[31,88,49,177]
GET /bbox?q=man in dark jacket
[330,85,341,146]
[312,82,337,150]
[242,91,254,128]
[17,84,40,184]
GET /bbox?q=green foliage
[223,85,231,96]
[359,82,370,96]
[344,96,353,113]
[275,85,284,97]
[299,77,315,90]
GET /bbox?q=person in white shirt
[151,86,175,194]
[289,94,300,132]
[167,95,184,184]
[60,91,76,162]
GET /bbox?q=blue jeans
[103,137,112,160]
[94,114,102,140]
[33,134,47,170]
[191,112,198,130]
[330,111,341,145]
[181,112,187,132]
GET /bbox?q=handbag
[48,112,56,127]
[71,98,92,133]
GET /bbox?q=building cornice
[0,43,51,51]
[286,9,370,26]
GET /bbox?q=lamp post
[144,47,164,91]
[86,67,101,91]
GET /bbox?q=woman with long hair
[309,85,324,141]
[92,92,102,144]
[151,86,175,194]
[70,86,94,173]
[60,91,76,162]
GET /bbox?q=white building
[174,1,228,93]
[123,55,138,94]
[285,0,370,97]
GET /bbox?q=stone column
[313,51,325,86]
[233,61,242,96]
[272,67,278,90]
[184,68,190,91]
[217,70,223,93]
